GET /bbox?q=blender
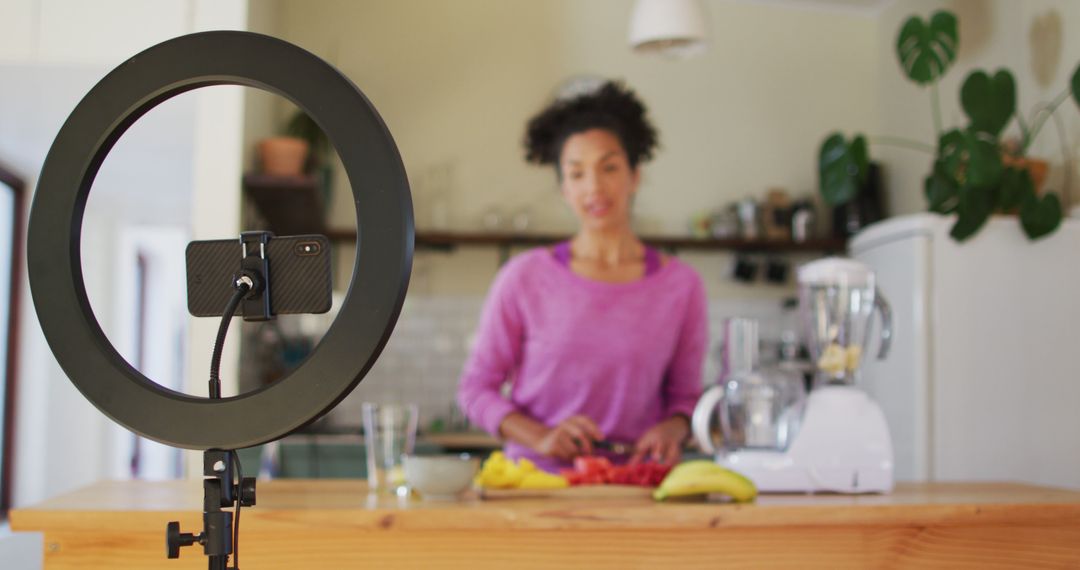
[692,257,895,493]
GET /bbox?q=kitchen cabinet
[12,480,1080,568]
[853,214,1080,489]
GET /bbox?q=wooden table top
[13,479,1080,533]
[12,480,1080,569]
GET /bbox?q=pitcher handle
[691,385,725,455]
[874,287,893,360]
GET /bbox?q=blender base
[718,386,894,494]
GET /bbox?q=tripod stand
[167,450,256,569]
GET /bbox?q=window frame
[0,162,25,515]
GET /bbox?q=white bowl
[403,454,480,500]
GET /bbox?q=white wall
[256,0,879,300]
[258,0,1080,298]
[0,0,248,507]
[874,0,1080,216]
[241,0,283,172]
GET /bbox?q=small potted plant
[820,10,1080,241]
[257,135,308,177]
[257,112,310,178]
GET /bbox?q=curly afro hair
[524,81,658,173]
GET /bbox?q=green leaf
[998,167,1034,211]
[949,185,994,241]
[819,133,869,206]
[936,128,1002,188]
[850,135,869,184]
[285,111,330,159]
[896,10,959,85]
[961,69,1016,137]
[937,129,965,178]
[1020,192,1063,239]
[964,130,1003,188]
[925,161,959,214]
[1072,63,1080,110]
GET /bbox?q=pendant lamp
[628,0,708,58]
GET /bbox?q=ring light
[27,31,414,450]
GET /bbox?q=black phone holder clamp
[236,231,273,322]
[166,450,256,569]
[165,231,270,568]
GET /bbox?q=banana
[652,460,757,502]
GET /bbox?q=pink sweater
[457,248,708,472]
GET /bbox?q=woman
[457,81,707,473]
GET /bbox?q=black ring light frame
[27,31,413,450]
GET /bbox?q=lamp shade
[628,0,708,58]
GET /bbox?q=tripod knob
[166,521,200,559]
[239,477,257,507]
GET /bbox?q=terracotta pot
[258,136,310,177]
[1002,155,1049,192]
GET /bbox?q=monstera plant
[821,10,1080,241]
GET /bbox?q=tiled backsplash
[327,296,485,432]
[321,295,789,433]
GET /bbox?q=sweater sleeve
[662,270,708,419]
[456,261,526,436]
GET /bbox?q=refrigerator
[850,213,1080,490]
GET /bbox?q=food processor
[692,257,895,493]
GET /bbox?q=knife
[592,440,634,456]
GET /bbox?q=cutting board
[478,484,654,500]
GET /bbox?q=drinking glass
[362,403,418,495]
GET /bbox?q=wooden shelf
[422,431,502,451]
[243,173,326,235]
[243,173,844,255]
[324,229,846,254]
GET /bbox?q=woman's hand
[630,415,690,465]
[534,415,605,461]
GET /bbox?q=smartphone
[186,234,332,318]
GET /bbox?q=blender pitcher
[797,257,892,386]
[692,319,806,456]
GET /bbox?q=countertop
[12,480,1080,568]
